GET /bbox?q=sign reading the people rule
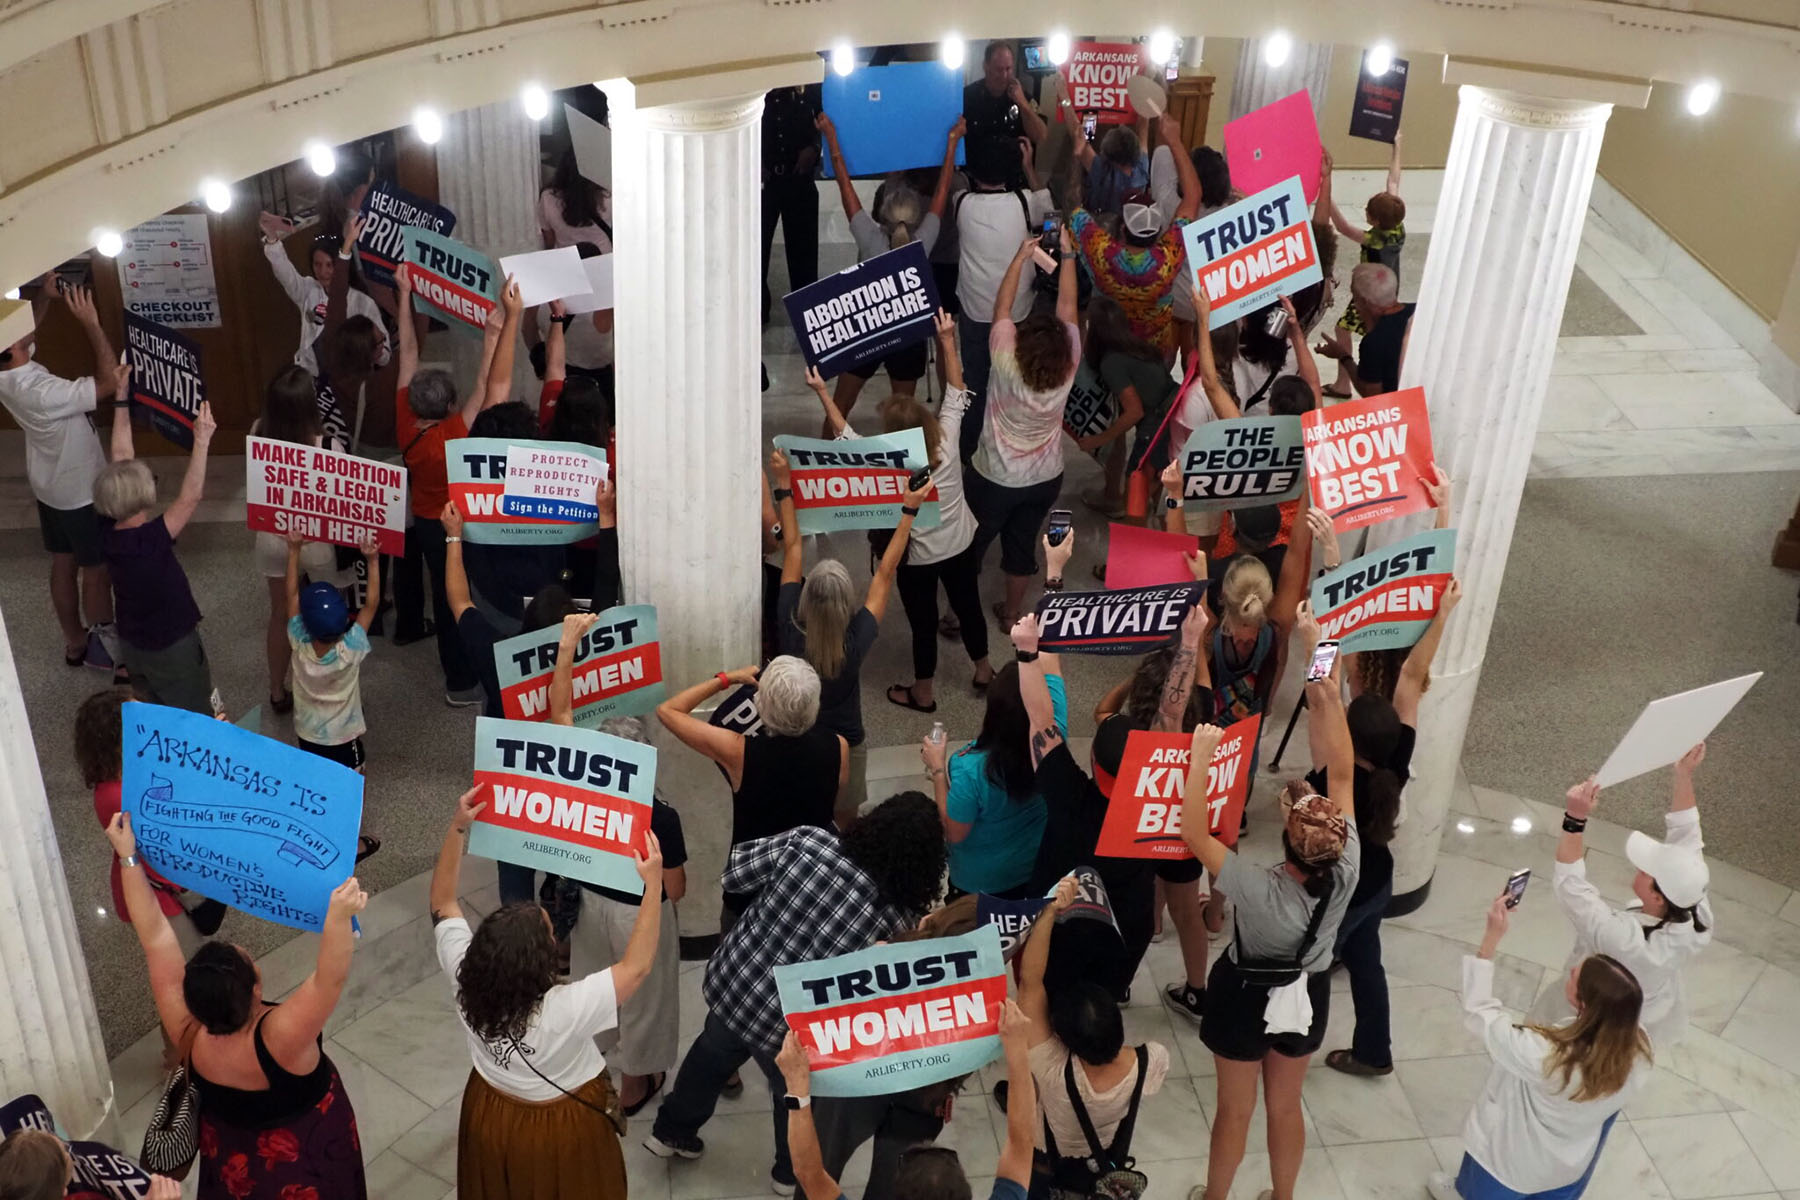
[123,311,204,450]
[1309,528,1455,653]
[783,241,940,378]
[773,428,942,535]
[492,604,665,728]
[358,181,456,289]
[244,436,407,555]
[1094,715,1260,858]
[775,926,1007,1096]
[1179,416,1306,511]
[1059,42,1151,125]
[1061,362,1119,451]
[402,227,501,333]
[1302,387,1436,531]
[1182,177,1322,329]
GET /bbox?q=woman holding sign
[105,813,371,1200]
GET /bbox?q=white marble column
[0,605,115,1138]
[1368,86,1613,904]
[1229,37,1333,119]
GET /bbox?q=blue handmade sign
[822,62,965,177]
[782,241,940,378]
[122,702,364,933]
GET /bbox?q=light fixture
[200,178,232,213]
[1510,816,1533,835]
[96,907,108,918]
[1455,819,1476,835]
[3,288,18,301]
[1263,30,1293,69]
[941,34,965,70]
[1148,30,1176,67]
[830,41,855,77]
[413,106,444,145]
[1047,31,1071,66]
[1367,42,1395,77]
[304,140,336,177]
[1684,79,1720,116]
[93,228,124,258]
[522,83,550,121]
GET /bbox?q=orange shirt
[395,385,467,520]
[1214,498,1299,560]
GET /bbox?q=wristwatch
[772,487,792,502]
[1165,496,1180,510]
[783,1093,811,1110]
[1043,577,1064,592]
[120,854,140,869]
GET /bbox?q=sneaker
[82,628,114,671]
[1427,1170,1462,1200]
[770,1168,797,1196]
[643,1130,704,1160]
[1162,983,1205,1028]
[445,686,484,708]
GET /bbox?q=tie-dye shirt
[1070,207,1191,357]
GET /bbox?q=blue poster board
[823,62,965,177]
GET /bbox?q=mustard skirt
[457,1069,626,1200]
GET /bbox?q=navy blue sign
[357,180,456,289]
[1349,54,1409,144]
[1035,583,1202,656]
[1,1094,154,1199]
[123,312,202,450]
[782,241,939,378]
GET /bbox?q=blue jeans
[654,1009,792,1179]
[1454,1114,1617,1198]
[1333,883,1393,1068]
[957,318,992,465]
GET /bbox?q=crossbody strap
[1233,874,1335,969]
[1063,1044,1149,1168]
[507,1036,623,1134]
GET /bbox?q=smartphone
[1081,111,1099,140]
[1039,212,1063,254]
[1265,307,1291,338]
[209,688,227,720]
[1046,508,1073,547]
[907,465,932,492]
[1305,639,1339,682]
[1505,869,1531,909]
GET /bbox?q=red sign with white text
[1302,387,1436,532]
[1095,716,1260,859]
[1060,43,1151,125]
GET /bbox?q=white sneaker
[1427,1169,1462,1200]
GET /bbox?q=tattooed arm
[1013,614,1066,767]
[1155,604,1209,732]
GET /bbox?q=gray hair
[878,183,926,251]
[797,560,855,679]
[407,368,457,420]
[599,716,652,745]
[1350,263,1398,308]
[756,654,821,736]
[93,460,156,520]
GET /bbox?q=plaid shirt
[704,826,911,1056]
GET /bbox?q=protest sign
[822,62,965,176]
[975,894,1050,960]
[776,926,1006,1096]
[118,213,220,328]
[493,603,664,727]
[1059,42,1151,125]
[1058,865,1121,937]
[1061,362,1119,450]
[561,254,615,314]
[565,103,612,188]
[469,716,656,896]
[0,1094,153,1200]
[783,241,939,378]
[1095,715,1260,858]
[122,702,364,932]
[244,436,407,555]
[1302,387,1436,531]
[402,227,500,333]
[1350,53,1410,143]
[1310,528,1455,653]
[445,437,609,544]
[773,428,942,535]
[1183,177,1322,329]
[1595,673,1762,788]
[123,311,203,449]
[498,246,592,307]
[1036,582,1201,655]
[1103,522,1199,590]
[357,180,456,289]
[1223,90,1323,203]
[709,683,765,738]
[1180,416,1306,511]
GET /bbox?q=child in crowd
[1317,138,1405,397]
[285,529,382,861]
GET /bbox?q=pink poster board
[1104,522,1201,590]
[1223,91,1323,204]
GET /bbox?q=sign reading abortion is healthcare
[783,241,939,379]
[773,428,941,535]
[776,926,1007,1096]
[403,227,501,333]
[1180,416,1306,511]
[493,604,665,728]
[123,311,204,450]
[244,436,407,555]
[1309,528,1455,654]
[122,702,364,932]
[1,1093,154,1200]
[446,437,609,544]
[1183,177,1322,329]
[469,716,657,896]
[358,181,456,289]
[1035,582,1201,655]
[1302,387,1436,531]
[1095,715,1260,859]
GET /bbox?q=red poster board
[1060,42,1151,126]
[1302,387,1436,532]
[1223,91,1324,204]
[1095,716,1260,859]
[1103,522,1200,590]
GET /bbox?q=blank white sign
[559,255,614,314]
[1594,672,1762,788]
[565,103,611,189]
[497,246,590,307]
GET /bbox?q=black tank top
[732,726,840,846]
[192,1010,334,1127]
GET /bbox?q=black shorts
[931,261,961,317]
[298,736,366,771]
[966,469,1064,578]
[846,338,928,384]
[38,502,104,567]
[1157,856,1205,884]
[1200,953,1331,1062]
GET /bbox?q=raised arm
[1425,461,1453,530]
[863,475,932,622]
[1017,877,1077,1039]
[654,666,758,786]
[771,449,803,584]
[548,612,597,727]
[105,813,193,1035]
[1178,723,1230,876]
[441,501,474,622]
[992,238,1034,328]
[457,303,506,427]
[1012,615,1066,766]
[259,217,312,309]
[263,875,366,1060]
[1386,132,1404,197]
[1392,577,1459,726]
[63,286,123,402]
[1010,78,1049,145]
[929,118,965,222]
[1299,604,1356,819]
[1281,295,1322,406]
[1557,777,1598,865]
[1154,604,1208,732]
[430,785,488,924]
[394,264,420,389]
[108,386,135,462]
[609,834,665,1006]
[544,301,568,384]
[1194,287,1239,419]
[777,1034,838,1200]
[481,276,523,411]
[1319,149,1364,243]
[1055,224,1079,326]
[321,214,360,349]
[354,534,381,631]
[283,532,304,620]
[816,114,861,221]
[162,402,216,539]
[1160,460,1191,535]
[935,309,965,392]
[1671,742,1703,814]
[995,998,1038,1189]
[1270,492,1315,633]
[804,366,850,437]
[1160,113,1203,221]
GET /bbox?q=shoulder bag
[139,1024,200,1179]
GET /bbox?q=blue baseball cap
[299,583,352,640]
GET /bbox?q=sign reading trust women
[244,436,407,555]
[446,437,609,544]
[1302,387,1436,531]
[122,702,364,932]
[493,604,665,728]
[776,926,1007,1096]
[1182,177,1322,329]
[783,241,939,378]
[773,427,941,535]
[1309,528,1456,653]
[469,717,657,897]
[402,227,501,333]
[1095,715,1261,858]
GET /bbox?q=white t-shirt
[435,916,620,1102]
[535,307,613,370]
[262,241,383,376]
[538,190,613,254]
[0,361,105,511]
[956,188,1053,324]
[286,618,371,746]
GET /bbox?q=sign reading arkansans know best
[1094,715,1260,858]
[1182,176,1322,329]
[1309,528,1455,654]
[469,716,656,897]
[1302,387,1436,532]
[775,926,1007,1097]
[493,604,664,728]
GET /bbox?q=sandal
[623,1072,667,1117]
[971,669,993,693]
[1325,1049,1393,1077]
[355,835,382,863]
[269,690,294,716]
[885,683,937,714]
[1322,387,1352,400]
[991,601,1017,631]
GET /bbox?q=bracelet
[716,671,731,689]
[901,504,920,516]
[338,250,354,261]
[1015,649,1039,663]
[120,853,139,869]
[1164,497,1180,510]
[772,487,792,502]
[1562,813,1588,834]
[556,315,575,328]
[445,535,462,544]
[1043,577,1064,592]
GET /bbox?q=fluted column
[1230,38,1333,119]
[0,605,114,1138]
[1368,86,1613,904]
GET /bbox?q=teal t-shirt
[945,674,1068,894]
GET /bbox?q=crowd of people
[0,46,1722,1200]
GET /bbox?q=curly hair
[1353,647,1422,702]
[74,687,133,788]
[841,791,946,916]
[1013,312,1075,393]
[455,902,560,1045]
[1117,647,1207,731]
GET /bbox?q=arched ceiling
[0,0,1795,286]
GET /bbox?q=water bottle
[929,721,946,747]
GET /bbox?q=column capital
[618,52,821,115]
[1457,85,1615,131]
[1444,56,1650,110]
[638,92,765,133]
